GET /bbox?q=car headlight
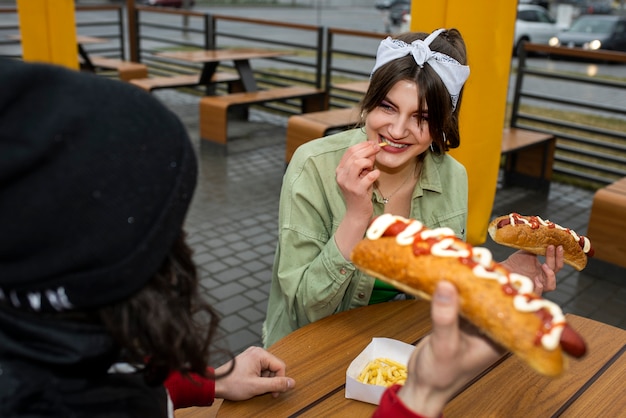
[587,39,602,50]
[548,37,560,47]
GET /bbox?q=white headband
[370,28,470,110]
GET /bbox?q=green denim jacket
[262,129,468,347]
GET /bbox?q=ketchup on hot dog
[497,213,594,257]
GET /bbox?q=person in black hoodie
[0,59,294,417]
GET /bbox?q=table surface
[156,48,290,63]
[175,299,626,418]
[501,127,556,154]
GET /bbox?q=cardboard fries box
[345,337,415,405]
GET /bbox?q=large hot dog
[351,214,586,377]
[488,213,593,271]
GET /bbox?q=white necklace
[375,170,414,205]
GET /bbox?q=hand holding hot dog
[396,281,504,418]
[489,213,593,271]
[501,246,563,295]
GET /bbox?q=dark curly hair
[99,231,229,385]
[360,28,468,155]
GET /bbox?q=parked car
[388,0,410,26]
[375,0,409,31]
[514,5,564,56]
[549,14,626,52]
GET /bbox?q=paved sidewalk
[155,89,626,359]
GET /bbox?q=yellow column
[16,0,78,69]
[410,0,516,245]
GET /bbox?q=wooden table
[156,48,290,94]
[175,299,626,418]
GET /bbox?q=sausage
[560,324,587,358]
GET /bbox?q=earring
[430,142,435,152]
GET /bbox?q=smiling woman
[262,27,563,350]
[262,28,472,348]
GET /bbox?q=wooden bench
[500,128,556,191]
[199,86,327,147]
[285,107,361,163]
[586,177,626,268]
[88,57,148,82]
[129,72,241,92]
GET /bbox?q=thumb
[430,281,460,343]
[269,377,296,398]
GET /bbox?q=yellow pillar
[410,0,516,245]
[16,0,78,69]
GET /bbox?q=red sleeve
[373,384,437,418]
[164,368,215,409]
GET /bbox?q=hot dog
[351,214,587,377]
[488,213,593,271]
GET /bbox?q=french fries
[357,357,407,387]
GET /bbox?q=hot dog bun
[488,213,593,271]
[351,214,587,377]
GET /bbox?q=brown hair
[360,29,467,155]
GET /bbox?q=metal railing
[134,7,324,114]
[211,14,324,90]
[512,43,626,189]
[75,5,126,59]
[135,5,213,74]
[325,27,381,109]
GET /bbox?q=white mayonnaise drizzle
[366,214,565,350]
[507,213,592,254]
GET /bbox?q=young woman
[263,28,563,348]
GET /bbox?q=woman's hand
[214,346,295,401]
[501,245,564,295]
[396,282,503,417]
[335,141,381,218]
[334,141,381,259]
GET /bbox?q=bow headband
[371,28,470,110]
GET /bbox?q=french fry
[357,357,407,387]
[378,141,389,147]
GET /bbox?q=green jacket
[262,129,468,347]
